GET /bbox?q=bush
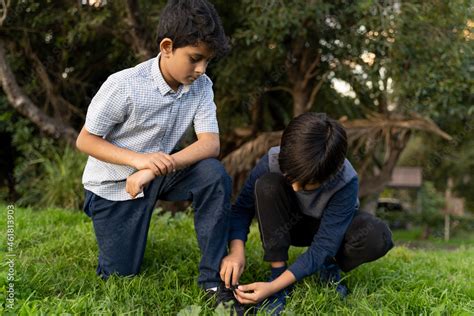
[0,103,87,210]
[5,118,86,210]
[420,182,445,225]
[378,181,474,238]
[15,144,87,210]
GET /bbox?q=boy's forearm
[229,239,245,254]
[76,127,139,168]
[171,133,220,169]
[269,270,297,294]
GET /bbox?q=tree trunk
[250,94,264,134]
[125,0,155,60]
[292,84,310,117]
[421,225,432,240]
[360,193,380,215]
[358,130,411,200]
[285,37,326,118]
[222,131,282,195]
[0,131,17,201]
[444,178,453,241]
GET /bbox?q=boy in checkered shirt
[76,0,244,312]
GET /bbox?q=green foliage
[16,145,86,210]
[391,0,473,119]
[9,120,86,210]
[212,0,472,143]
[379,210,474,240]
[399,133,474,213]
[1,0,152,129]
[1,92,87,210]
[420,182,445,224]
[213,0,372,129]
[0,206,473,314]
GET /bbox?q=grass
[1,204,473,315]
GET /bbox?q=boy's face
[291,181,320,192]
[160,39,214,90]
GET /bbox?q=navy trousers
[83,158,232,289]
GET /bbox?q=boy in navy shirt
[222,113,394,314]
[76,0,244,311]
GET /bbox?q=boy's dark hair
[279,112,348,186]
[156,0,230,58]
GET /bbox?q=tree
[215,0,471,211]
[0,0,162,143]
[0,0,471,212]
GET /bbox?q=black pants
[255,173,394,272]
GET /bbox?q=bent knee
[255,173,287,197]
[195,158,231,187]
[347,212,394,258]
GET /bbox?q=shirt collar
[152,53,191,97]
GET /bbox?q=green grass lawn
[1,204,473,315]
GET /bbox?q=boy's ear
[160,38,174,57]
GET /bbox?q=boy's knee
[255,173,287,198]
[352,213,393,253]
[340,212,394,270]
[365,215,393,255]
[195,158,231,189]
[376,220,394,255]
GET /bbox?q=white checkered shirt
[82,55,219,201]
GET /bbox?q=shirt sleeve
[229,153,271,242]
[288,177,359,281]
[193,79,219,134]
[85,75,131,137]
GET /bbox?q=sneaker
[206,282,247,316]
[334,283,349,298]
[254,272,293,316]
[319,263,349,299]
[255,289,287,315]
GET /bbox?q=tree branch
[359,130,411,197]
[301,51,321,89]
[304,70,329,111]
[264,85,294,96]
[0,40,78,145]
[125,0,154,60]
[0,0,10,27]
[222,131,282,194]
[23,39,85,120]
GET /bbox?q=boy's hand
[126,169,156,198]
[220,240,246,288]
[131,152,177,176]
[234,282,275,304]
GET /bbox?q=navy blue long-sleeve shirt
[229,153,359,281]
